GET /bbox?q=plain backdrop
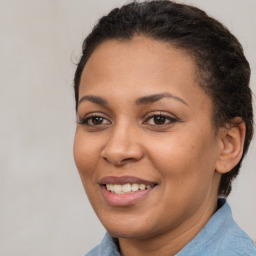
[0,0,255,255]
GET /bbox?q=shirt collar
[98,233,120,256]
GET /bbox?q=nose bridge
[101,119,143,165]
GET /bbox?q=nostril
[101,141,144,165]
[121,158,136,164]
[102,156,137,166]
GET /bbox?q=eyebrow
[78,92,188,107]
[135,92,188,106]
[78,95,108,106]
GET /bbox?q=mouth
[105,183,155,194]
[99,176,158,206]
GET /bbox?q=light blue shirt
[86,199,256,256]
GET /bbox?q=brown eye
[78,115,111,126]
[144,114,178,126]
[154,115,167,125]
[91,116,104,125]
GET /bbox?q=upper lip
[99,176,157,185]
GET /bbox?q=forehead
[83,36,197,80]
[79,36,211,111]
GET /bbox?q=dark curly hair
[74,0,253,197]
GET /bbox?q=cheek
[147,131,217,183]
[73,130,101,177]
[147,133,218,217]
[148,135,196,171]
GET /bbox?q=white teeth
[123,183,132,193]
[140,184,146,190]
[132,184,139,192]
[114,184,122,194]
[105,183,154,194]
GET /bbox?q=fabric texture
[85,199,256,256]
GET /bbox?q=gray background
[0,0,255,255]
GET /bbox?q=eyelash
[143,112,178,126]
[78,113,111,126]
[78,112,178,128]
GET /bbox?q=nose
[101,123,144,166]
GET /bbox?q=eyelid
[142,111,180,128]
[143,111,178,122]
[77,112,111,125]
[77,111,180,127]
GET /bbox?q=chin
[106,226,152,240]
[99,213,161,240]
[96,211,148,238]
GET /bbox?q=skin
[73,36,245,256]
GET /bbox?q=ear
[215,117,246,174]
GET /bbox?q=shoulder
[215,201,256,255]
[204,200,256,255]
[177,199,256,256]
[217,219,256,256]
[204,228,256,256]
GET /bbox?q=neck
[118,193,218,256]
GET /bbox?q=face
[74,36,222,240]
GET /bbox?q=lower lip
[101,186,155,207]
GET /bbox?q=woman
[73,1,256,255]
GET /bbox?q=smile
[99,176,158,206]
[105,183,154,194]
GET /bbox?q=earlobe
[215,118,246,174]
